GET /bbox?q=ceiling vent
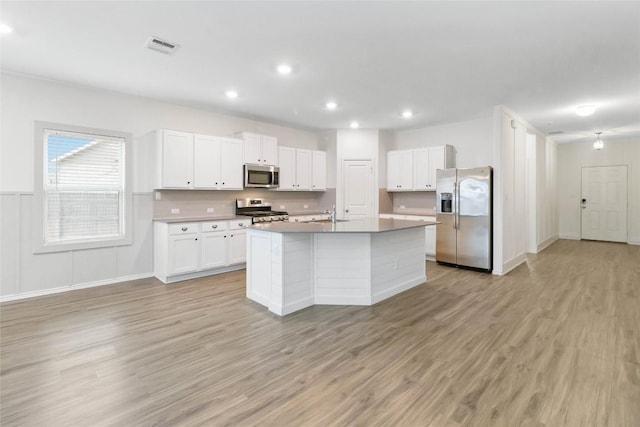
[145,36,180,55]
[547,130,564,135]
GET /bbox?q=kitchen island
[245,218,436,315]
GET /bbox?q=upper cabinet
[236,132,278,165]
[387,150,413,191]
[154,129,243,190]
[387,145,454,192]
[277,146,326,191]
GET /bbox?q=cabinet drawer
[201,221,228,233]
[229,219,249,230]
[168,222,200,235]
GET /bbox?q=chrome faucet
[324,205,337,223]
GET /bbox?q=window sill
[33,235,132,254]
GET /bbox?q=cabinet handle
[258,158,261,162]
[187,181,190,184]
[230,234,234,237]
[224,235,227,238]
[222,182,225,185]
[238,223,244,226]
[195,238,198,241]
[211,225,218,229]
[181,227,188,231]
[215,182,218,185]
[263,160,266,163]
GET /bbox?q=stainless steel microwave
[244,164,279,188]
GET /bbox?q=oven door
[244,165,279,188]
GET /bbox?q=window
[34,122,132,252]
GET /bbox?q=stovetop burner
[236,199,289,223]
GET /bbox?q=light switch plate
[400,205,406,209]
[207,208,215,213]
[303,204,309,209]
[279,205,285,209]
[171,208,180,214]
[155,191,162,201]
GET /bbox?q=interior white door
[581,165,627,242]
[343,160,374,219]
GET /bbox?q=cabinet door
[311,151,326,191]
[295,149,312,190]
[425,226,436,256]
[278,147,296,190]
[162,131,193,188]
[201,231,228,269]
[228,230,246,264]
[243,133,263,165]
[387,150,412,191]
[413,148,430,190]
[193,135,220,189]
[168,233,199,275]
[428,146,446,189]
[261,135,278,165]
[219,138,244,189]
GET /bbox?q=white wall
[392,116,494,168]
[318,130,337,189]
[557,139,640,244]
[0,72,319,299]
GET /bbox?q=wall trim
[559,234,581,240]
[492,252,527,276]
[0,272,154,303]
[629,240,640,246]
[530,235,559,253]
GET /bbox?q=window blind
[44,129,126,243]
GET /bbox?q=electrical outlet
[155,191,162,201]
[171,208,180,214]
[279,205,285,209]
[400,205,406,209]
[303,204,309,209]
[206,208,215,213]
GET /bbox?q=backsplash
[154,188,337,219]
[390,191,437,215]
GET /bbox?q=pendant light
[593,132,604,150]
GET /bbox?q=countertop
[248,218,437,233]
[153,215,250,223]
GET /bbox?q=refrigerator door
[456,167,492,270]
[436,168,457,264]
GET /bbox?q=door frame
[580,164,628,242]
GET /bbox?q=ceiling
[1,1,639,144]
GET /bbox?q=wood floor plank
[1,239,639,426]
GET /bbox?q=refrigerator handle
[453,182,458,229]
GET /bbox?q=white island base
[246,222,428,316]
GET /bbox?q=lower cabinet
[154,219,248,283]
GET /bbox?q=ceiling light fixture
[225,90,238,99]
[325,101,337,110]
[576,104,596,117]
[402,110,413,119]
[593,132,604,150]
[0,23,13,34]
[350,121,359,129]
[277,63,292,75]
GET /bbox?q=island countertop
[247,217,437,233]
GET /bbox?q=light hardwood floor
[1,239,639,426]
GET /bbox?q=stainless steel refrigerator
[436,167,492,272]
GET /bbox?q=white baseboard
[274,296,315,316]
[0,272,154,303]
[492,253,527,276]
[559,234,580,240]
[371,275,426,304]
[537,235,559,252]
[315,295,372,306]
[628,240,640,246]
[159,264,245,284]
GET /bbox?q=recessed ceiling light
[350,121,359,129]
[277,63,292,75]
[0,23,13,34]
[225,90,238,99]
[402,110,413,119]
[576,104,596,116]
[325,101,337,110]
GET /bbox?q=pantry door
[581,165,627,242]
[342,160,374,220]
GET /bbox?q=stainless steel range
[236,199,289,224]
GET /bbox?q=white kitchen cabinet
[277,147,326,191]
[312,151,326,190]
[387,150,413,191]
[154,219,249,283]
[237,132,278,165]
[161,130,194,188]
[389,145,454,192]
[155,130,243,190]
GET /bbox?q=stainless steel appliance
[244,165,279,188]
[436,167,492,272]
[236,199,288,223]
